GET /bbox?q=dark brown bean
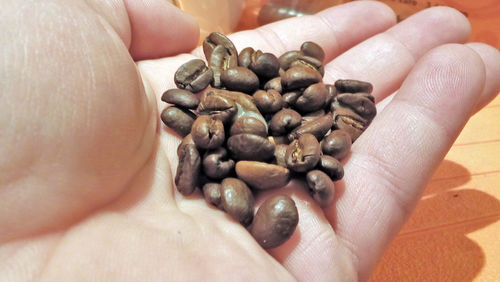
[161,89,200,109]
[209,45,238,88]
[273,144,288,167]
[321,129,352,160]
[203,183,222,207]
[175,144,201,196]
[203,32,238,65]
[220,178,254,226]
[289,55,324,76]
[269,108,302,136]
[250,195,298,249]
[160,106,196,137]
[294,82,328,113]
[334,79,373,94]
[249,52,280,79]
[281,66,322,90]
[278,50,300,70]
[197,92,237,124]
[301,41,325,62]
[306,170,335,207]
[288,114,333,141]
[332,108,366,142]
[285,133,321,172]
[203,147,235,179]
[336,93,377,122]
[253,89,283,114]
[281,91,301,108]
[238,47,254,68]
[235,161,290,190]
[229,116,268,137]
[263,77,282,94]
[301,109,326,124]
[174,59,213,93]
[227,134,275,161]
[221,67,259,93]
[177,134,195,157]
[317,155,344,181]
[191,115,225,149]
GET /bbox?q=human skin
[1,0,499,281]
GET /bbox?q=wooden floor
[370,94,500,281]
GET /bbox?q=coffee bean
[174,59,213,93]
[203,32,238,64]
[238,47,254,68]
[324,84,337,107]
[288,114,333,141]
[301,109,326,124]
[306,170,335,207]
[317,155,344,181]
[263,77,283,94]
[269,135,289,146]
[197,92,238,124]
[332,108,366,142]
[160,106,196,137]
[209,45,238,88]
[235,161,290,190]
[278,50,300,70]
[300,41,325,62]
[230,116,267,137]
[177,134,195,157]
[281,91,301,108]
[334,79,373,94]
[321,129,352,160]
[250,195,298,249]
[203,147,235,179]
[227,134,275,161]
[269,108,302,136]
[281,66,322,90]
[289,55,324,76]
[175,144,201,195]
[221,67,259,93]
[203,182,222,207]
[294,82,328,113]
[285,133,321,172]
[273,144,288,167]
[249,52,280,79]
[336,93,377,122]
[191,115,225,149]
[161,89,200,109]
[220,178,254,226]
[253,89,283,114]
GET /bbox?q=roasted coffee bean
[332,108,366,142]
[285,133,321,172]
[269,135,289,146]
[263,77,282,93]
[281,91,300,108]
[227,134,275,161]
[269,108,302,136]
[300,41,325,62]
[209,45,238,88]
[230,116,267,137]
[221,67,259,93]
[191,115,225,149]
[203,147,235,179]
[273,144,289,167]
[250,195,298,249]
[174,59,213,93]
[336,93,377,122]
[238,47,254,68]
[306,170,335,207]
[317,155,344,181]
[288,114,333,141]
[203,183,222,207]
[334,79,373,94]
[324,84,337,107]
[197,92,237,124]
[220,178,254,226]
[203,32,238,64]
[281,66,322,90]
[235,161,290,190]
[249,52,280,79]
[177,134,195,157]
[289,55,324,76]
[321,129,352,160]
[175,144,201,196]
[161,89,200,109]
[278,50,300,70]
[301,109,326,124]
[253,89,283,114]
[294,82,328,113]
[161,106,196,137]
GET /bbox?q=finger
[466,43,500,112]
[123,0,199,60]
[324,6,471,102]
[327,44,488,280]
[192,1,396,60]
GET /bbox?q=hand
[1,1,499,281]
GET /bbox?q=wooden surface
[370,94,500,281]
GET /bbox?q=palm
[1,0,499,281]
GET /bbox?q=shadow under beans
[423,160,472,195]
[370,185,500,281]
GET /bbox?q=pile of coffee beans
[160,32,376,249]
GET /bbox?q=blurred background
[168,1,500,281]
